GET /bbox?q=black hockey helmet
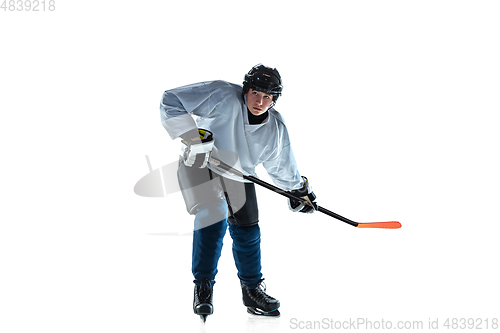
[242,64,283,102]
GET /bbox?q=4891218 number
[1,0,55,11]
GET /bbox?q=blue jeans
[192,202,263,289]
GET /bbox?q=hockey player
[159,64,317,322]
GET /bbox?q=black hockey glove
[288,177,318,214]
[181,129,214,168]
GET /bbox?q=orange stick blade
[356,221,402,229]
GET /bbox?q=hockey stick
[209,157,401,229]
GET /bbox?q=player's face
[245,89,274,116]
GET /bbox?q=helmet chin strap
[260,93,276,110]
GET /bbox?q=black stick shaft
[316,207,358,227]
[211,157,359,227]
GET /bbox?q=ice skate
[193,279,214,323]
[241,279,280,317]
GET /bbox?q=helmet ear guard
[242,64,283,105]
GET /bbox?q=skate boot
[193,279,214,323]
[241,278,280,317]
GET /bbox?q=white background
[1,1,499,332]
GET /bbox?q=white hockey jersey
[160,80,303,191]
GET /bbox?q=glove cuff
[181,129,214,168]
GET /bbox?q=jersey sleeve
[160,81,221,139]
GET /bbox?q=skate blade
[247,307,280,317]
[195,307,212,324]
[199,314,208,323]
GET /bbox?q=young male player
[160,64,317,320]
